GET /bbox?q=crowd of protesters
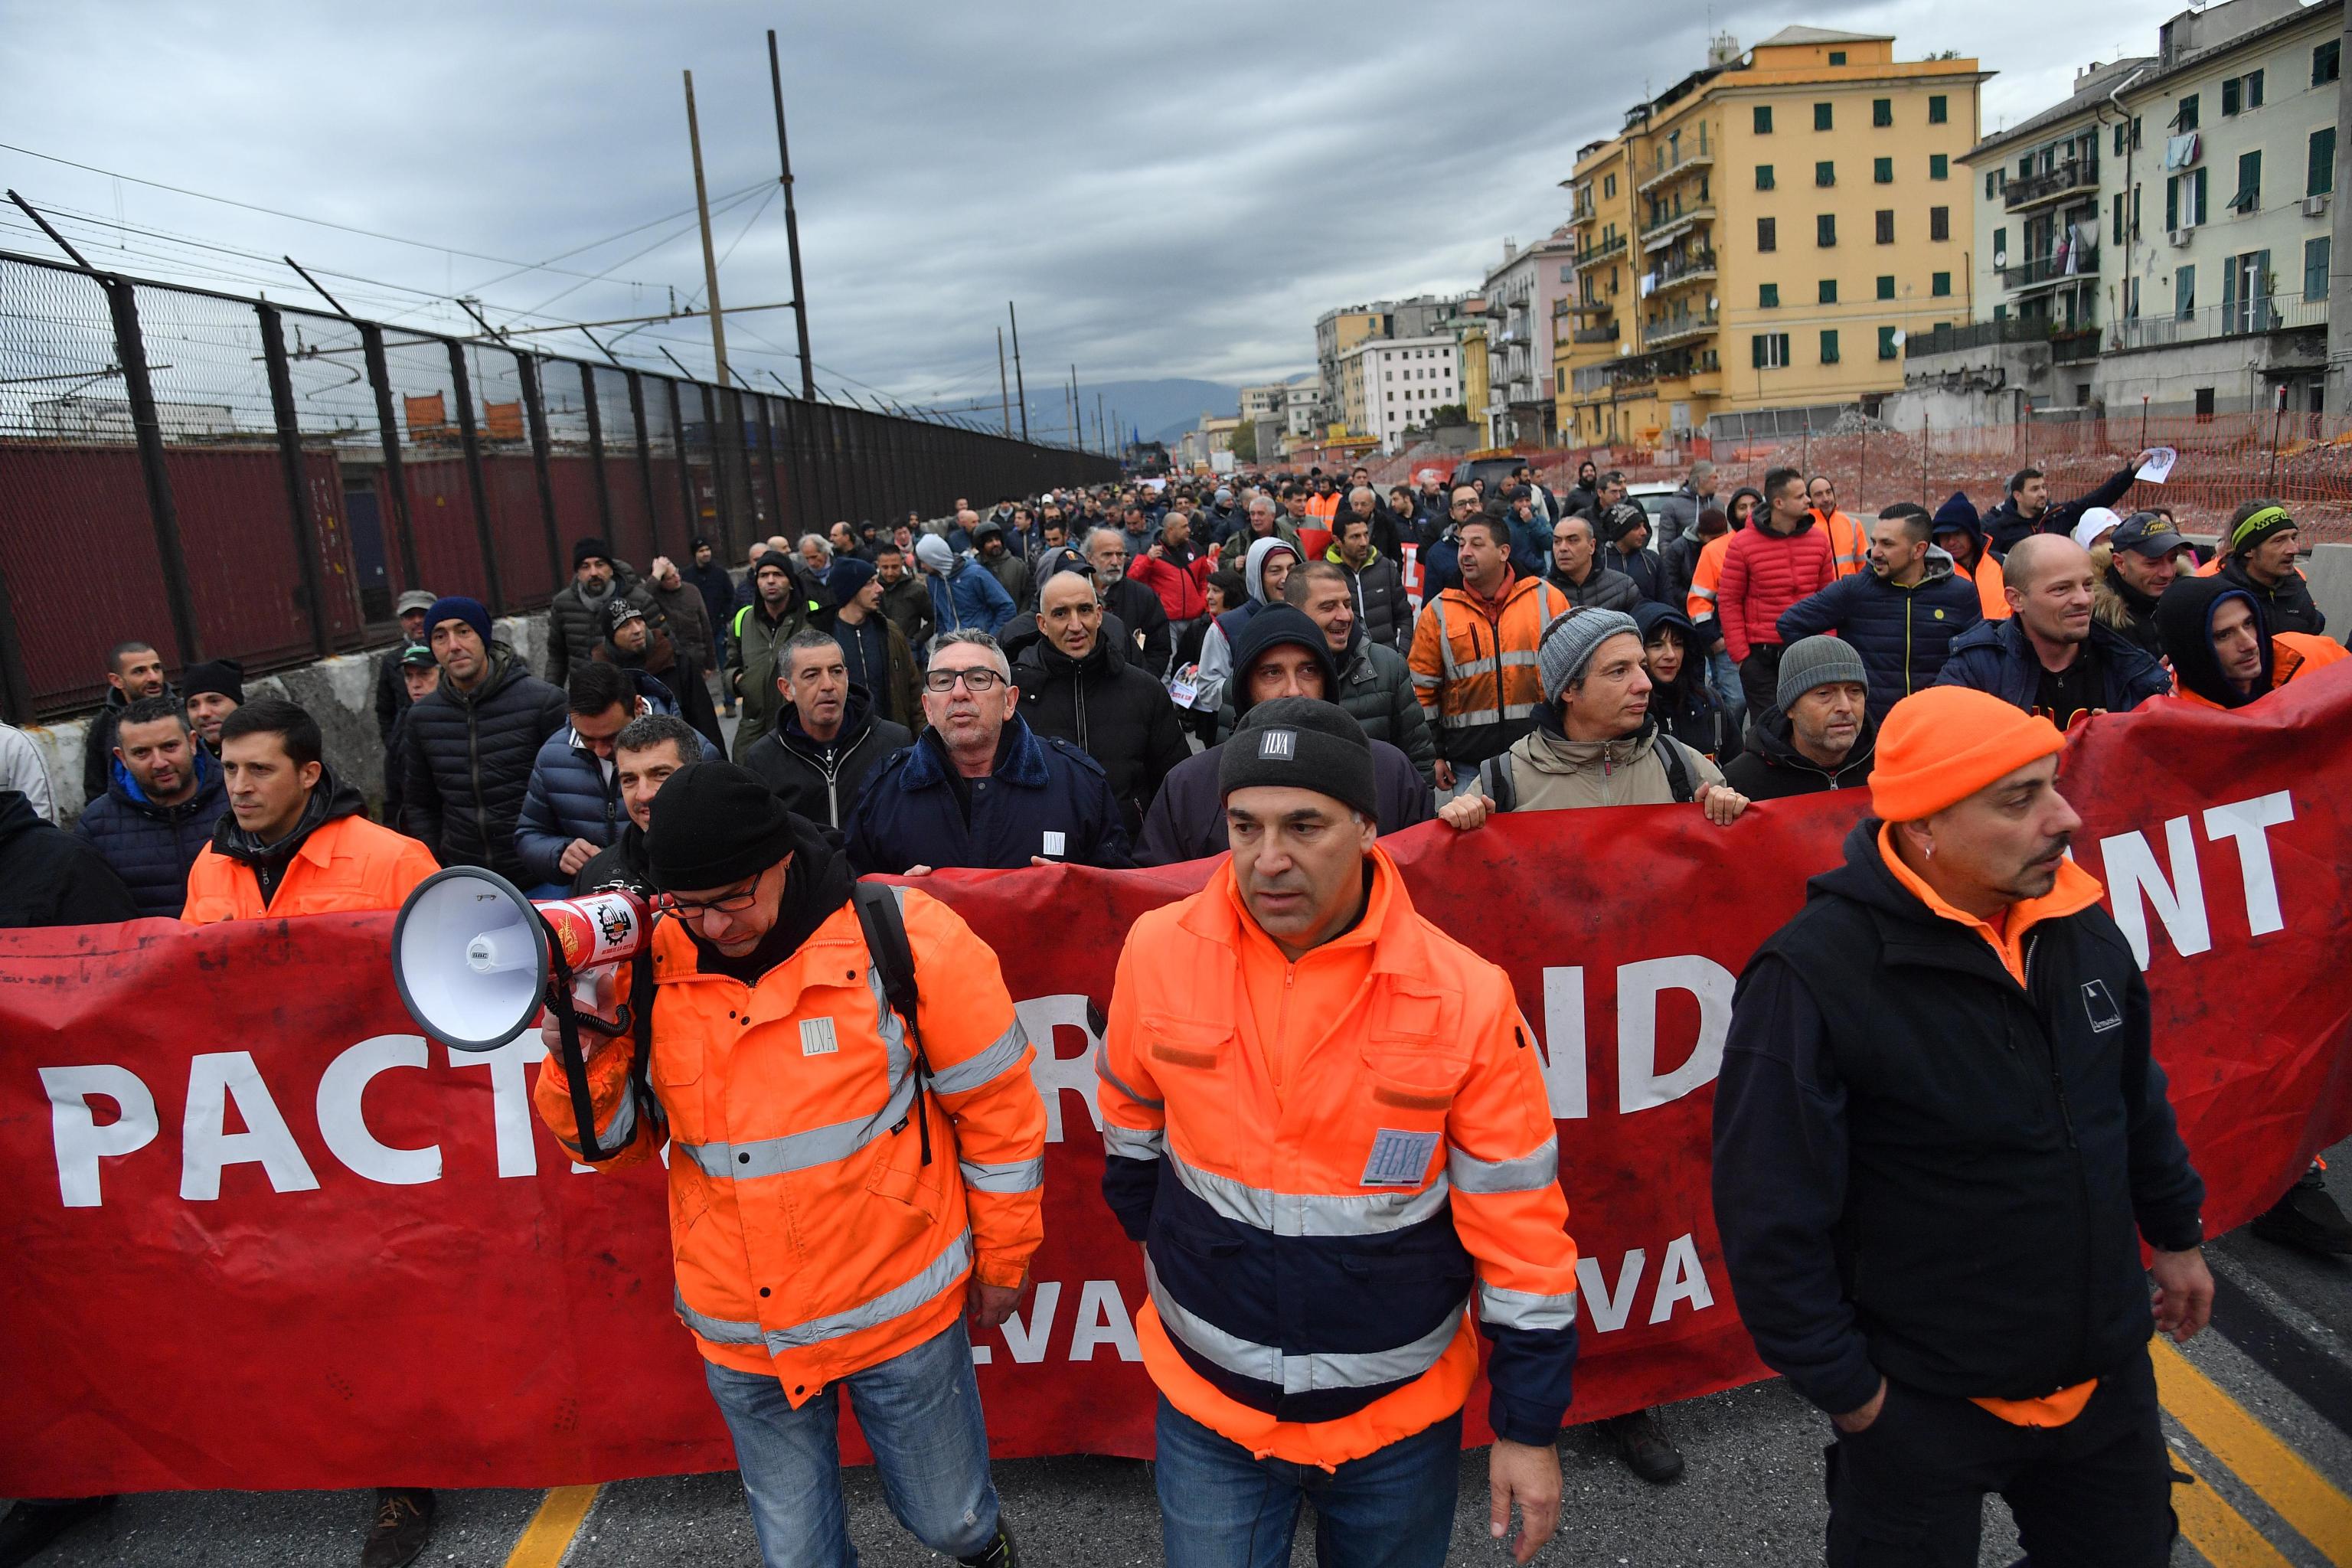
[0,450,2342,1568]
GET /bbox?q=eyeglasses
[656,887,761,917]
[924,668,1006,693]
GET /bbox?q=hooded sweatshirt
[1930,492,2010,621]
[2154,577,2271,709]
[1193,537,1303,715]
[1722,706,1878,800]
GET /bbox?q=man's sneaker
[2250,1165,2352,1256]
[959,1524,1018,1568]
[0,1496,113,1568]
[1601,1407,1687,1485]
[360,1488,436,1568]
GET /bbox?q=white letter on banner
[1021,994,1102,1144]
[1540,966,1587,1119]
[448,1037,548,1178]
[1616,956,1736,1113]
[1576,1250,1646,1333]
[998,1281,1063,1364]
[1648,1233,1715,1324]
[1069,1279,1142,1361]
[2202,792,2294,939]
[316,1036,441,1185]
[41,1065,158,1209]
[181,1051,320,1201]
[2100,817,2210,970]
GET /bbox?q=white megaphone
[391,866,652,1051]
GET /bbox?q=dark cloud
[2,0,2174,407]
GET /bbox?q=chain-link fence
[0,249,1119,720]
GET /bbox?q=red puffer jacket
[1717,517,1836,662]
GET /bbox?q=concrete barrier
[2303,541,2352,635]
[25,614,550,824]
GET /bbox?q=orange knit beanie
[1870,687,2065,822]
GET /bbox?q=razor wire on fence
[0,249,1118,720]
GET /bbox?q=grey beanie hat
[1775,634,1868,711]
[1537,608,1641,704]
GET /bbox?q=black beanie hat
[1220,697,1378,822]
[573,536,613,570]
[2154,576,2271,708]
[645,761,798,891]
[1228,604,1341,719]
[181,658,245,704]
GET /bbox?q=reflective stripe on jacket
[1096,848,1579,1466]
[532,884,1047,1398]
[1405,575,1569,764]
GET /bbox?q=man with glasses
[847,631,1129,874]
[534,760,1045,1568]
[1087,527,1174,678]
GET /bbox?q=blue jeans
[1153,1396,1462,1568]
[703,1321,1001,1568]
[1704,642,1746,721]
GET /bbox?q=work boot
[1601,1407,1686,1485]
[959,1524,1019,1568]
[2250,1164,2352,1256]
[360,1488,436,1568]
[0,1497,113,1567]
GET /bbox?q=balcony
[1635,127,1714,198]
[1640,201,1715,247]
[2005,155,2100,212]
[1649,248,1717,291]
[2108,296,2329,351]
[1645,309,1720,349]
[1905,316,2077,358]
[1576,233,1629,270]
[1572,324,1620,344]
[2001,248,2097,291]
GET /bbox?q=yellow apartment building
[1556,26,1988,446]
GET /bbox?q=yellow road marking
[2167,1442,2296,1568]
[502,1484,599,1568]
[2153,1337,2352,1562]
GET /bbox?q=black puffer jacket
[1721,705,1875,800]
[403,645,568,883]
[1014,629,1191,836]
[544,565,652,681]
[72,748,227,918]
[2218,557,2327,637]
[742,692,912,830]
[0,789,136,926]
[1632,603,1743,770]
[1328,550,1415,654]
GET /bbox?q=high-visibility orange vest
[181,812,438,923]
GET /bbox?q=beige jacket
[1475,717,1724,813]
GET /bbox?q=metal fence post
[106,278,204,665]
[700,383,738,557]
[517,351,565,588]
[668,379,697,544]
[446,341,506,613]
[359,322,424,596]
[256,303,332,656]
[580,361,614,542]
[626,371,661,555]
[0,547,34,724]
[755,393,784,537]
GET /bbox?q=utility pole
[997,327,1012,436]
[767,30,817,403]
[1096,393,1106,456]
[1007,302,1030,442]
[682,69,729,387]
[1070,364,1080,449]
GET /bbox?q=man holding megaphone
[528,763,1046,1568]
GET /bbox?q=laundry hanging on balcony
[2165,132,2200,170]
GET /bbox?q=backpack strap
[1477,752,1517,813]
[1656,734,1697,805]
[853,882,933,1167]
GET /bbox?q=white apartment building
[1340,335,1461,454]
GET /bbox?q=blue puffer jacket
[1932,615,2171,715]
[512,670,717,886]
[844,714,1130,874]
[926,556,1018,639]
[1775,550,1986,720]
[72,748,227,919]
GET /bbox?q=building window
[1877,274,1895,300]
[1875,209,1895,243]
[2132,185,2141,237]
[2113,193,2126,245]
[1820,329,1841,363]
[2176,265,2196,318]
[2230,149,2262,214]
[1759,283,1780,308]
[1755,104,1773,133]
[1604,173,1617,198]
[1930,207,1950,241]
[1932,271,1952,297]
[2115,122,2127,157]
[1829,50,1847,66]
[2307,237,2331,302]
[2318,40,2342,87]
[1815,101,1834,131]
[1873,156,1893,184]
[1817,159,1837,186]
[1985,170,1998,199]
[2167,168,2208,228]
[1992,224,2007,263]
[1818,213,1838,246]
[1758,216,1777,251]
[2177,94,2199,132]
[1756,163,1775,189]
[1870,99,1893,129]
[2223,76,2241,116]
[1818,278,1838,304]
[1929,94,1949,125]
[1877,325,1898,359]
[1930,153,1949,180]
[1753,332,1791,368]
[2310,127,2336,197]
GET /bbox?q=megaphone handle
[544,923,622,1165]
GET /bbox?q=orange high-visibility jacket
[534,884,1046,1399]
[1096,848,1580,1466]
[2168,632,2347,709]
[1815,507,1870,579]
[1954,550,2011,620]
[181,813,438,923]
[1407,574,1570,762]
[1686,532,1734,624]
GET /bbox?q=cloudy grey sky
[2,0,2190,409]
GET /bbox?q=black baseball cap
[2110,511,2189,558]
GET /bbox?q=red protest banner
[2,669,2347,1496]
